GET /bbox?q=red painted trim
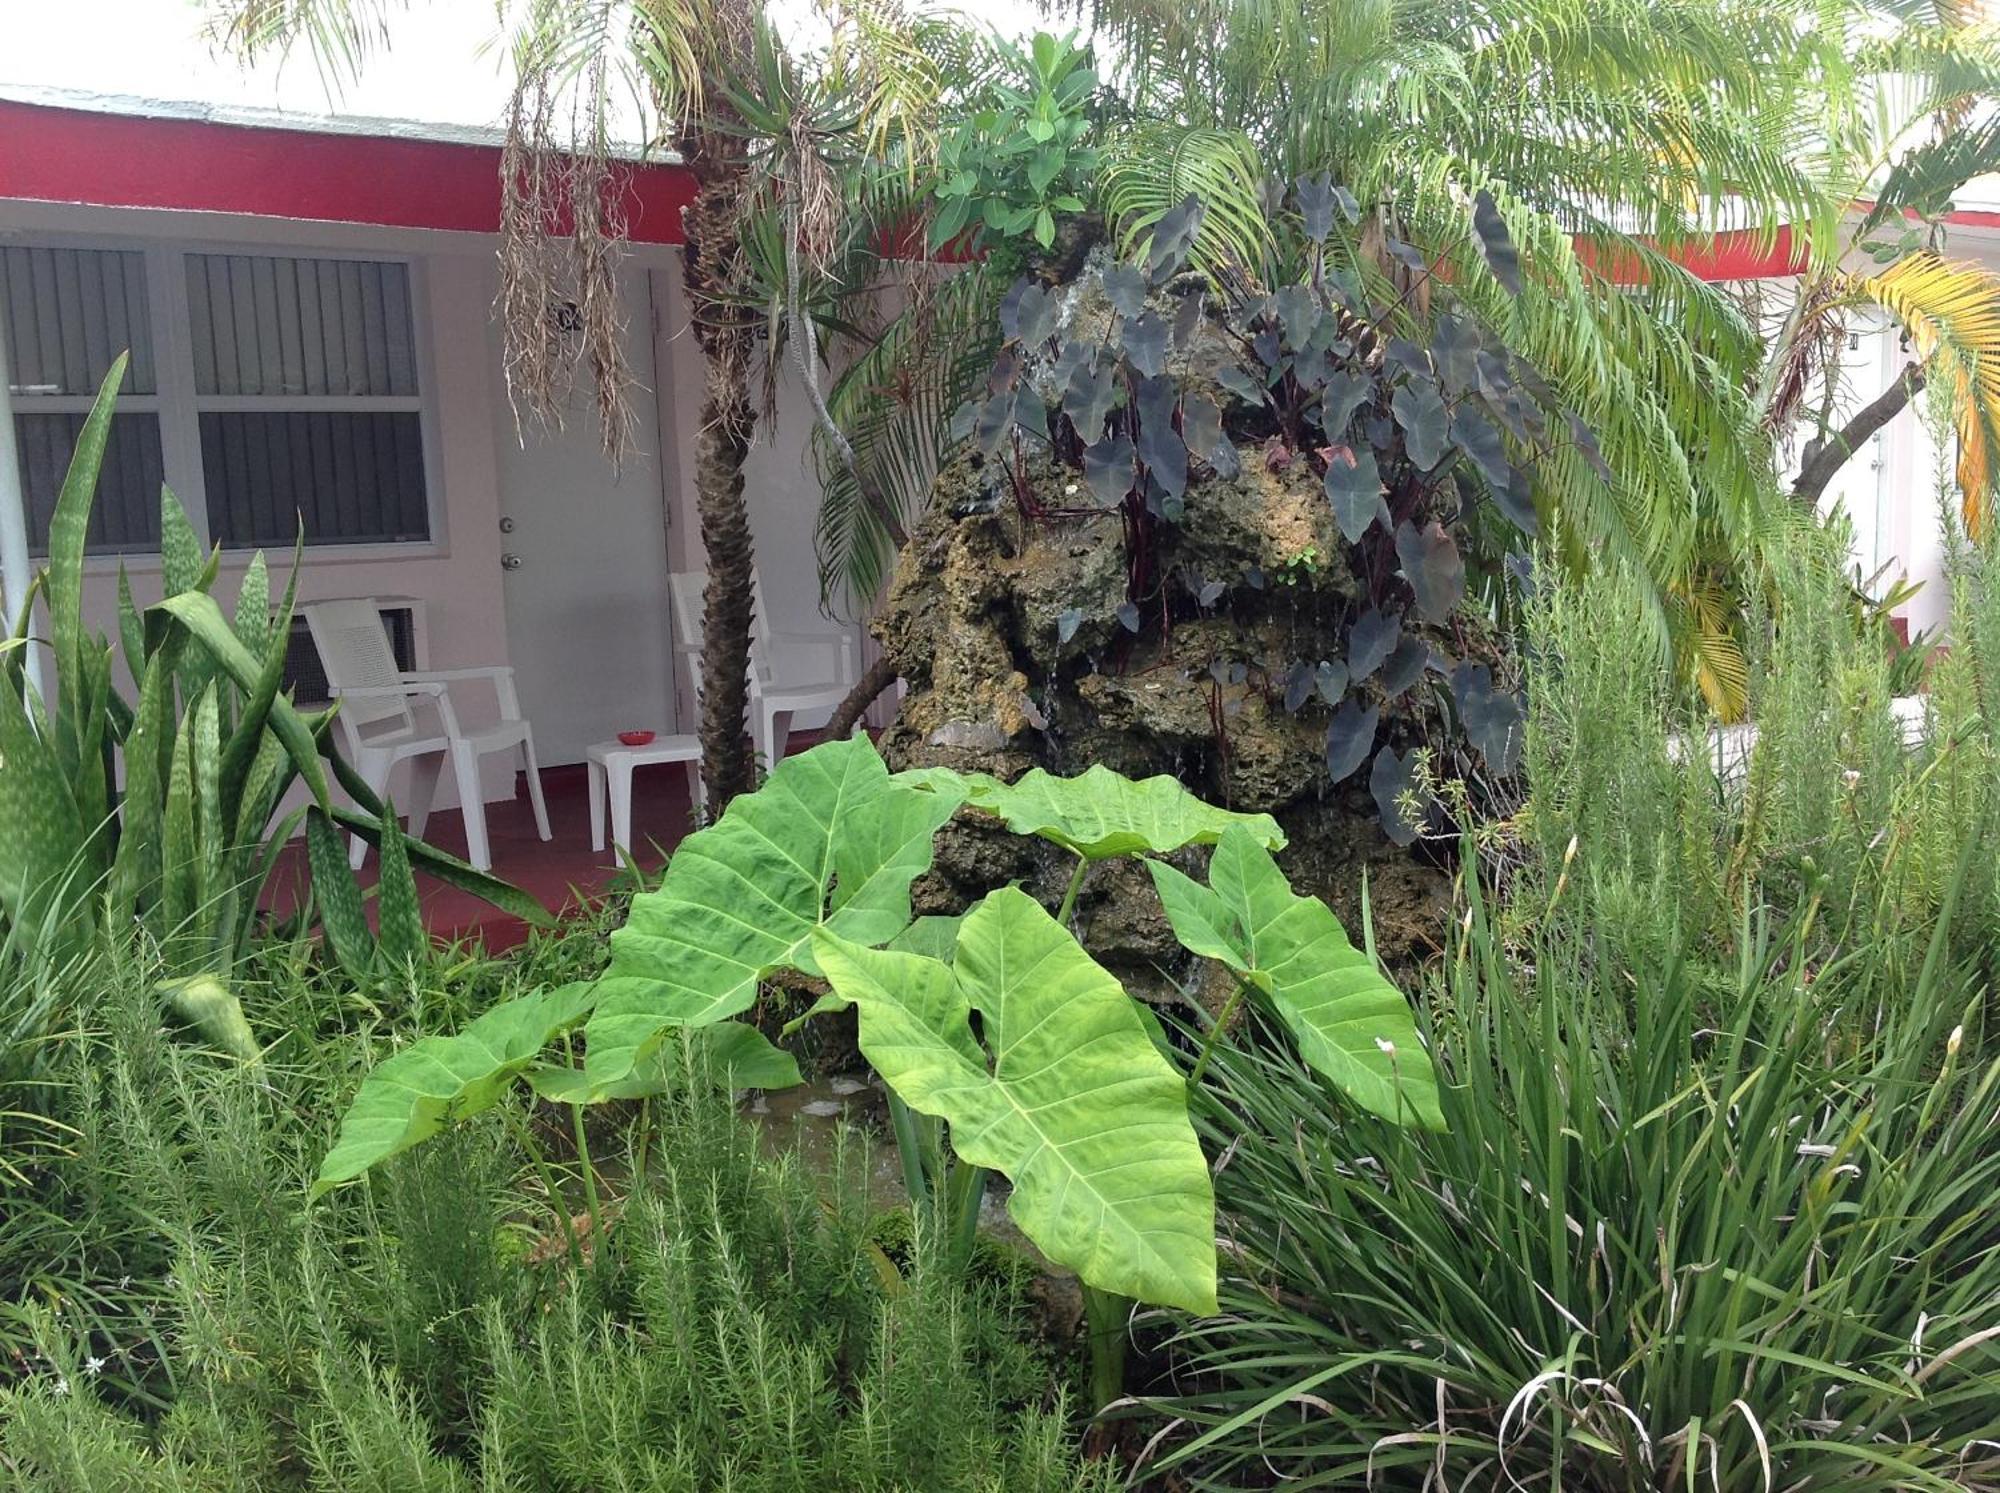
[1576,224,1809,284]
[0,99,698,243]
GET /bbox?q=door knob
[500,553,523,571]
[499,515,516,533]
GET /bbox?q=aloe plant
[313,732,1441,1406]
[0,360,544,1054]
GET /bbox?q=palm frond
[811,266,1002,613]
[1097,123,1273,278]
[1856,252,2000,537]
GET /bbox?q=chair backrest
[668,570,777,684]
[302,598,413,738]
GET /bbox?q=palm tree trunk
[680,141,761,812]
[693,365,758,808]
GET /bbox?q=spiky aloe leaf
[161,708,199,956]
[813,888,1217,1314]
[0,663,89,958]
[45,357,125,753]
[160,973,259,1064]
[373,800,425,972]
[1149,824,1444,1129]
[582,736,963,1093]
[153,590,330,811]
[311,982,598,1197]
[187,686,227,959]
[306,808,376,982]
[217,540,299,830]
[905,763,1285,861]
[108,638,179,926]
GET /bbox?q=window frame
[5,228,447,567]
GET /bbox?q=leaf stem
[1056,854,1090,927]
[886,1089,931,1212]
[502,1104,582,1273]
[1081,1283,1130,1410]
[1186,971,1256,1094]
[569,1100,603,1259]
[944,1162,989,1273]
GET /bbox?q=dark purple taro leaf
[1172,289,1204,349]
[1326,698,1379,783]
[1491,464,1540,535]
[1472,190,1522,296]
[1449,406,1510,489]
[1452,662,1525,775]
[1323,443,1383,544]
[1391,379,1451,471]
[1135,376,1187,500]
[1273,285,1320,348]
[1385,336,1431,377]
[1315,658,1348,704]
[1567,411,1613,480]
[1013,382,1050,441]
[1431,315,1480,393]
[1218,362,1270,407]
[1297,171,1336,243]
[1384,236,1430,277]
[1475,349,1514,404]
[1083,434,1137,505]
[1116,600,1142,632]
[1284,660,1315,713]
[1147,195,1205,282]
[1064,354,1120,440]
[1333,182,1360,223]
[1198,578,1226,608]
[1396,520,1465,622]
[972,394,1012,454]
[1003,281,1058,345]
[1349,607,1400,682]
[1370,745,1426,845]
[1504,550,1535,591]
[1253,323,1283,369]
[1378,633,1430,695]
[1365,411,1398,450]
[1103,263,1147,319]
[1121,310,1170,377]
[1244,564,1266,589]
[1144,472,1186,522]
[1319,370,1372,439]
[1183,394,1240,478]
[1057,608,1084,644]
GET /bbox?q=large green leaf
[582,736,963,1093]
[1149,824,1444,1129]
[311,981,597,1197]
[528,1023,802,1104]
[812,888,1217,1314]
[907,763,1285,861]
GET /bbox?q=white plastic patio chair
[303,598,550,873]
[668,571,859,771]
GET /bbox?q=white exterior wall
[1,195,860,817]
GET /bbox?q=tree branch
[827,653,899,741]
[1792,362,1926,510]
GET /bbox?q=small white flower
[51,1376,69,1397]
[1374,1037,1397,1058]
[84,1356,106,1377]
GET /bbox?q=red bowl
[617,730,656,747]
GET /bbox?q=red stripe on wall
[0,99,697,243]
[1575,224,1809,284]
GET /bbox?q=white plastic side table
[585,734,703,857]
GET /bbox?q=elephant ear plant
[0,360,545,1056]
[313,735,1442,1402]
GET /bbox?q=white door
[493,267,678,765]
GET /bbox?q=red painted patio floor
[264,760,700,953]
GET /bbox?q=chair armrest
[332,681,446,701]
[402,666,521,721]
[401,667,515,684]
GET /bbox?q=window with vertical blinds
[2,245,164,553]
[185,253,430,547]
[2,240,434,557]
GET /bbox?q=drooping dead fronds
[498,8,640,464]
